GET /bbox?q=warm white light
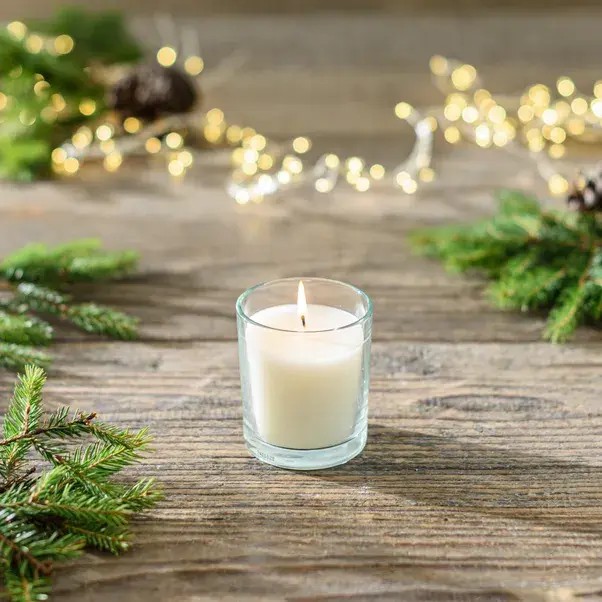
[168,159,185,177]
[592,99,602,118]
[400,179,418,194]
[346,157,364,172]
[184,56,204,76]
[123,117,141,134]
[451,64,477,91]
[297,281,308,327]
[277,170,292,184]
[541,109,558,125]
[79,99,96,116]
[96,125,113,141]
[571,97,588,115]
[283,156,303,174]
[429,55,448,76]
[444,104,462,121]
[395,102,413,119]
[6,21,27,40]
[461,106,479,123]
[369,164,385,180]
[292,136,311,153]
[548,174,568,195]
[165,132,183,149]
[556,77,575,97]
[157,46,177,67]
[444,126,461,144]
[249,134,267,150]
[315,177,332,192]
[54,34,74,55]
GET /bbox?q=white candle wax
[246,303,364,449]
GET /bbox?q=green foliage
[28,7,143,66]
[410,190,602,342]
[0,8,142,181]
[0,366,161,600]
[0,345,51,372]
[0,312,52,346]
[0,240,138,370]
[1,239,138,285]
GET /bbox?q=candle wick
[301,314,306,328]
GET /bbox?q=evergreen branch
[0,345,50,372]
[487,266,567,311]
[3,482,134,529]
[2,569,51,602]
[40,409,147,449]
[0,412,95,447]
[11,283,138,341]
[0,508,83,568]
[544,283,587,343]
[1,367,46,481]
[1,240,138,286]
[544,250,597,343]
[63,523,130,555]
[0,313,53,347]
[0,367,161,600]
[411,189,602,342]
[0,239,139,372]
[66,303,138,340]
[68,440,147,480]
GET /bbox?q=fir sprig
[1,239,137,285]
[0,366,161,600]
[0,240,139,371]
[410,190,602,342]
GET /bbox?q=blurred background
[1,1,596,137]
[1,1,601,197]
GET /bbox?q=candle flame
[297,280,307,327]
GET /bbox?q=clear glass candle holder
[236,277,372,470]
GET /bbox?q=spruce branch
[411,189,602,342]
[1,240,138,286]
[0,313,53,347]
[0,345,50,375]
[12,283,138,341]
[0,239,139,371]
[0,366,161,600]
[0,366,46,482]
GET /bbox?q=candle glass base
[244,426,367,470]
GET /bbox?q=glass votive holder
[236,277,372,470]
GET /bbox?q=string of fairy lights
[6,12,600,203]
[225,55,602,203]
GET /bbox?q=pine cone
[108,63,199,120]
[567,167,602,212]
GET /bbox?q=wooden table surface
[1,11,602,602]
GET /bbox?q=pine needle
[0,366,161,600]
[0,240,139,371]
[410,190,602,342]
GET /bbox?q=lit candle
[237,278,372,470]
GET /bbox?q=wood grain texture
[0,12,601,602]
[1,342,601,601]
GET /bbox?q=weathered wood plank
[0,342,600,600]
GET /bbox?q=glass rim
[236,277,373,334]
